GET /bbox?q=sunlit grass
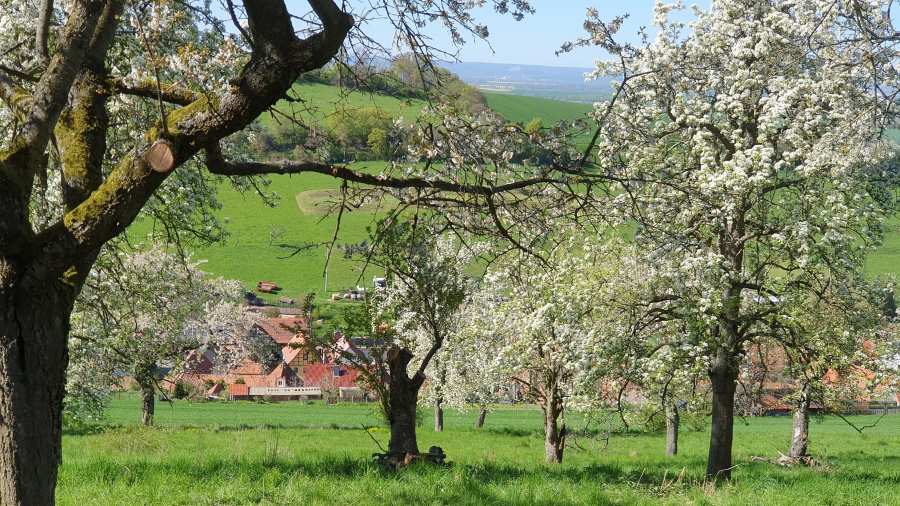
[58,395,900,505]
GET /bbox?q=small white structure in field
[373,277,386,289]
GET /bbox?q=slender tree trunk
[475,406,488,429]
[434,398,444,432]
[666,402,680,457]
[141,386,155,426]
[542,395,566,463]
[789,383,811,459]
[386,347,423,455]
[706,348,738,481]
[0,283,73,505]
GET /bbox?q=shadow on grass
[63,422,387,437]
[62,425,900,504]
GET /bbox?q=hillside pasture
[483,91,594,124]
[59,396,900,505]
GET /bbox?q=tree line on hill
[253,56,490,162]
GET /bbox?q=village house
[173,312,365,401]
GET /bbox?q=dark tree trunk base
[666,402,679,457]
[373,446,447,470]
[706,350,738,481]
[0,288,72,505]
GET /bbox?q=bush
[367,127,390,159]
[326,107,393,148]
[172,381,195,400]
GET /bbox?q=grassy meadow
[483,91,593,124]
[59,395,900,505]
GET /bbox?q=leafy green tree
[367,127,390,159]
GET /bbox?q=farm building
[173,313,364,401]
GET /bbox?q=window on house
[277,378,286,387]
[332,366,342,378]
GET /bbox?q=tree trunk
[134,362,157,426]
[434,398,444,432]
[543,397,566,464]
[475,407,487,429]
[706,349,738,481]
[141,386,155,426]
[665,402,680,457]
[386,347,423,455]
[789,383,811,459]
[0,286,73,505]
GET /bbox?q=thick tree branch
[108,78,197,106]
[36,0,54,64]
[57,1,122,213]
[35,0,352,279]
[1,0,109,191]
[205,147,556,196]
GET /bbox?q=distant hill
[442,61,613,102]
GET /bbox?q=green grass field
[483,91,593,124]
[159,164,391,304]
[59,396,900,505]
[267,83,594,127]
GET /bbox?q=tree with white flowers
[588,0,898,479]
[769,279,894,462]
[460,236,627,464]
[441,287,514,430]
[366,219,473,457]
[69,243,267,426]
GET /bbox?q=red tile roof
[282,345,305,366]
[266,362,300,385]
[255,316,307,345]
[302,363,360,388]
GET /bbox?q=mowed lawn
[59,396,900,505]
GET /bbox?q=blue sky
[281,1,709,68]
[441,0,663,68]
[360,1,710,68]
